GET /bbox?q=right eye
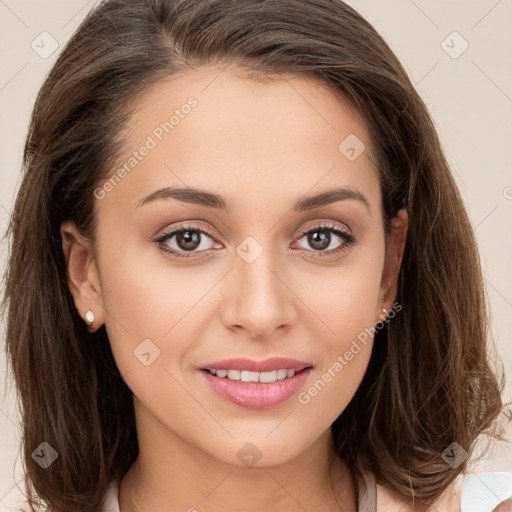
[155,224,221,258]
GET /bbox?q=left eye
[295,227,352,252]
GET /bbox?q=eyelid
[154,220,217,241]
[294,220,351,238]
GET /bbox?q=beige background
[1,0,511,509]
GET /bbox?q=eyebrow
[136,185,371,214]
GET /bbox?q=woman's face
[64,64,406,467]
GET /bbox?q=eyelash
[155,222,356,259]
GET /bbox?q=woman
[3,0,509,510]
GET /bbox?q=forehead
[100,64,380,216]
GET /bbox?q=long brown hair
[2,0,505,510]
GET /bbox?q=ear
[60,221,105,332]
[376,208,408,321]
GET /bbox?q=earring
[382,308,388,314]
[84,309,95,326]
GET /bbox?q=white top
[102,471,512,511]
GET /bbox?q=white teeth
[207,368,300,383]
[277,369,288,380]
[240,370,259,383]
[259,370,277,383]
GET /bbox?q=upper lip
[201,357,313,373]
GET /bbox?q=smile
[199,357,313,408]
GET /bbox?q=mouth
[199,357,314,409]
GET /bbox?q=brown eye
[306,229,332,251]
[295,223,356,258]
[156,224,220,258]
[175,230,202,251]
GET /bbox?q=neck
[119,400,357,511]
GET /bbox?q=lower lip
[200,368,313,409]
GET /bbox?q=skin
[61,63,408,511]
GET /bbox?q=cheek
[95,235,204,373]
[296,343,372,433]
[293,281,382,432]
[303,245,385,347]
[297,277,379,416]
[295,239,385,412]
[97,251,209,418]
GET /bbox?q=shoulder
[376,472,512,512]
[461,472,512,512]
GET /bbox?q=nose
[220,243,298,340]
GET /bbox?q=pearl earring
[84,309,95,326]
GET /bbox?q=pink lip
[201,357,312,373]
[199,357,314,409]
